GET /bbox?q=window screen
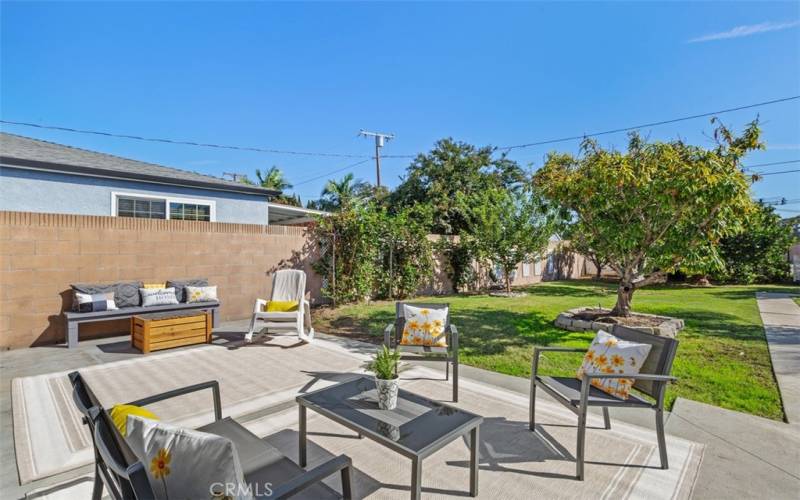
[117,197,166,219]
[170,202,211,221]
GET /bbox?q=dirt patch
[313,307,383,345]
[572,308,665,328]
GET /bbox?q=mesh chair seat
[397,344,449,355]
[536,376,652,407]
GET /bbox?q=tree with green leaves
[390,138,527,234]
[310,202,434,304]
[256,166,293,191]
[237,166,301,206]
[459,187,557,294]
[715,204,796,283]
[313,173,371,212]
[534,119,762,316]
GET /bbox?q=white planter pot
[375,376,399,410]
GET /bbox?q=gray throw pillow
[113,281,143,308]
[165,278,209,302]
[71,281,143,310]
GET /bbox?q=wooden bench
[64,301,220,348]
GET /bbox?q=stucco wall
[0,166,268,224]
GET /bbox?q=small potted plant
[366,345,401,410]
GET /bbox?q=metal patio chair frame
[69,372,353,499]
[528,325,679,480]
[384,302,459,402]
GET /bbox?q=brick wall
[0,211,321,349]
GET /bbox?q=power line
[292,158,373,187]
[743,159,800,170]
[0,119,384,159]
[498,95,800,151]
[754,169,800,176]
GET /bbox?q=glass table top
[297,376,482,456]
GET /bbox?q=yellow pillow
[143,283,166,289]
[110,404,159,435]
[263,300,299,312]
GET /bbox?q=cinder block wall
[0,211,320,349]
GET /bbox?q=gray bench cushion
[65,301,219,320]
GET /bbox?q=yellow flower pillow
[125,415,250,500]
[400,305,448,347]
[262,300,299,312]
[185,285,218,303]
[577,330,652,399]
[110,404,159,435]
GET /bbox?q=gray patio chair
[528,326,678,480]
[69,372,353,500]
[384,302,459,402]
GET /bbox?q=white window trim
[111,191,217,221]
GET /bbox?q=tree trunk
[589,255,603,280]
[505,265,512,294]
[611,281,634,317]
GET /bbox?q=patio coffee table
[296,375,483,500]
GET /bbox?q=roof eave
[0,156,280,197]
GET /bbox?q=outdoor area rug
[11,335,369,484]
[250,366,704,499]
[12,338,703,498]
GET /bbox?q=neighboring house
[0,132,281,225]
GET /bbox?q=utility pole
[359,130,394,187]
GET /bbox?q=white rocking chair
[246,269,314,343]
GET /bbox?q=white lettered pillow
[125,415,252,500]
[140,288,179,307]
[185,285,218,303]
[576,330,652,399]
[401,304,449,347]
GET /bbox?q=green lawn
[316,280,799,420]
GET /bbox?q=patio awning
[267,202,329,225]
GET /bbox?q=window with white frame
[113,193,215,221]
[522,262,531,277]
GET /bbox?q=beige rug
[12,336,369,484]
[13,338,703,498]
[250,366,703,499]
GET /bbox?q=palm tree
[318,173,370,211]
[255,166,292,191]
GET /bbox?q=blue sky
[2,2,799,214]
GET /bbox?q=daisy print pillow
[576,330,652,399]
[400,305,448,347]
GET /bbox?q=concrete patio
[1,318,799,499]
